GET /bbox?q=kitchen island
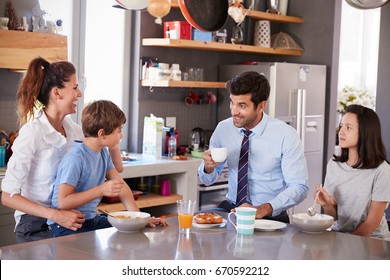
[1,212,389,260]
[98,154,203,212]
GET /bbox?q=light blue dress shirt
[198,113,308,216]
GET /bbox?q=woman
[1,57,123,243]
[318,104,390,240]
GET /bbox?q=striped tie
[236,130,252,206]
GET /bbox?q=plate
[192,219,227,229]
[254,219,286,231]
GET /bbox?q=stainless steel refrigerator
[219,62,327,215]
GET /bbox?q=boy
[48,100,166,237]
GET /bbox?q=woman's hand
[51,209,86,231]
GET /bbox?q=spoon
[307,184,323,216]
[98,208,116,218]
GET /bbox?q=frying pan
[113,0,148,10]
[345,0,389,9]
[178,0,229,32]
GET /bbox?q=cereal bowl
[292,213,334,234]
[108,211,151,233]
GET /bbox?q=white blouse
[1,110,84,226]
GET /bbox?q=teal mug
[228,207,257,235]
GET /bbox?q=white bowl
[108,211,151,233]
[292,213,334,234]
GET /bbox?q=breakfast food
[115,215,141,220]
[172,155,188,160]
[194,212,223,224]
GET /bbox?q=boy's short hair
[81,100,126,137]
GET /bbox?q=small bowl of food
[108,211,151,233]
[292,213,334,234]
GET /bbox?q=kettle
[190,127,206,151]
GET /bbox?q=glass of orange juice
[176,200,196,234]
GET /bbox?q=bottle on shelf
[168,128,177,157]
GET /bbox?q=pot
[345,0,389,9]
[113,0,148,10]
[178,0,229,32]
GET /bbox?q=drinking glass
[177,200,196,234]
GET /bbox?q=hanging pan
[345,0,389,9]
[178,0,229,32]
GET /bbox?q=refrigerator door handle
[301,89,307,149]
[296,89,303,139]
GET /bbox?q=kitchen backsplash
[0,99,18,134]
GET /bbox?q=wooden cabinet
[0,30,67,70]
[141,1,304,88]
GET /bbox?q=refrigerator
[218,62,327,215]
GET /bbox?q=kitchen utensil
[292,213,334,234]
[190,127,206,150]
[98,208,117,218]
[307,184,323,216]
[108,211,151,233]
[178,0,229,32]
[345,0,389,9]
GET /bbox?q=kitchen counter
[102,154,203,211]
[1,212,389,260]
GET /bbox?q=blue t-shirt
[48,141,115,224]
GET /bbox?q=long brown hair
[334,104,387,168]
[16,57,76,125]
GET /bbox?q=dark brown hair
[225,71,270,109]
[16,57,76,125]
[81,100,126,137]
[334,104,387,168]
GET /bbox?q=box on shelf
[192,29,213,42]
[163,21,192,40]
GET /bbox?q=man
[198,71,308,222]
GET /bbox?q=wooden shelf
[0,30,67,70]
[141,80,225,88]
[170,0,303,24]
[98,193,183,212]
[142,38,303,56]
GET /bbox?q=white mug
[210,147,227,162]
[228,207,257,235]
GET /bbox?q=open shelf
[141,80,225,89]
[98,193,183,212]
[170,0,304,24]
[142,38,303,56]
[0,30,67,70]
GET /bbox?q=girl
[318,104,390,240]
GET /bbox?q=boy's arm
[57,180,122,210]
[106,169,140,211]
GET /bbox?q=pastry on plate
[194,212,223,224]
